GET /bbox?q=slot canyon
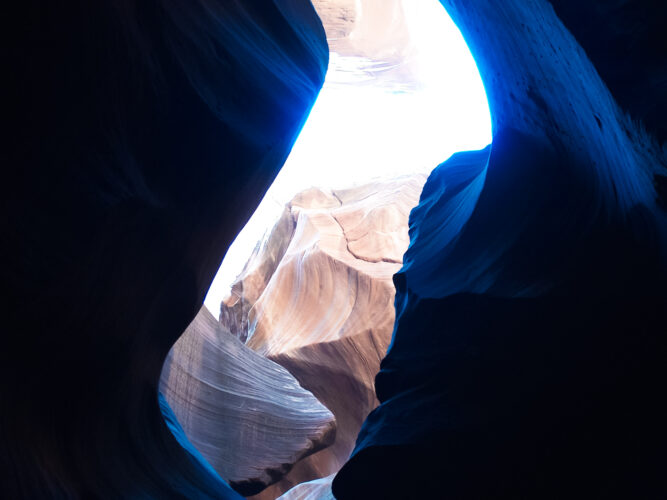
[3,0,666,499]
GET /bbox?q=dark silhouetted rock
[4,0,666,498]
[333,1,667,498]
[2,1,327,498]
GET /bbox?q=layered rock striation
[220,175,426,498]
[160,307,335,496]
[244,177,427,356]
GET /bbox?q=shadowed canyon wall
[3,0,666,499]
[2,1,327,498]
[333,1,667,498]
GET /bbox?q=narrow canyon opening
[205,0,490,311]
[160,1,490,499]
[6,0,667,498]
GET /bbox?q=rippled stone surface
[160,307,335,496]
[221,175,425,498]
[237,176,426,356]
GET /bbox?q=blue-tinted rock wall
[2,1,327,498]
[334,1,667,497]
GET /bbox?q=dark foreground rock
[2,1,327,498]
[3,0,666,498]
[333,1,667,498]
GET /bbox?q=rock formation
[333,1,667,498]
[220,176,425,498]
[4,0,667,498]
[2,1,327,498]
[220,206,296,344]
[230,176,426,356]
[160,307,335,496]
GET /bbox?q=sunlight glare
[204,0,491,315]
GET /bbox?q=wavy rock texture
[5,0,667,498]
[221,206,296,343]
[333,1,667,498]
[219,176,425,498]
[160,307,335,496]
[244,176,426,355]
[2,1,327,498]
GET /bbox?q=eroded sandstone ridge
[220,175,426,498]
[160,307,335,496]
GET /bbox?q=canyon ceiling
[3,0,666,499]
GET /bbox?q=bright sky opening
[204,0,491,316]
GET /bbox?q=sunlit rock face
[160,307,335,496]
[246,177,426,355]
[221,207,296,343]
[203,0,491,314]
[333,1,667,498]
[2,1,327,498]
[222,176,426,355]
[220,175,425,498]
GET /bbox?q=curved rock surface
[244,176,426,355]
[333,1,667,498]
[5,0,667,498]
[160,307,335,496]
[221,206,296,343]
[3,1,327,498]
[220,175,425,498]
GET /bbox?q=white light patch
[204,0,491,316]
